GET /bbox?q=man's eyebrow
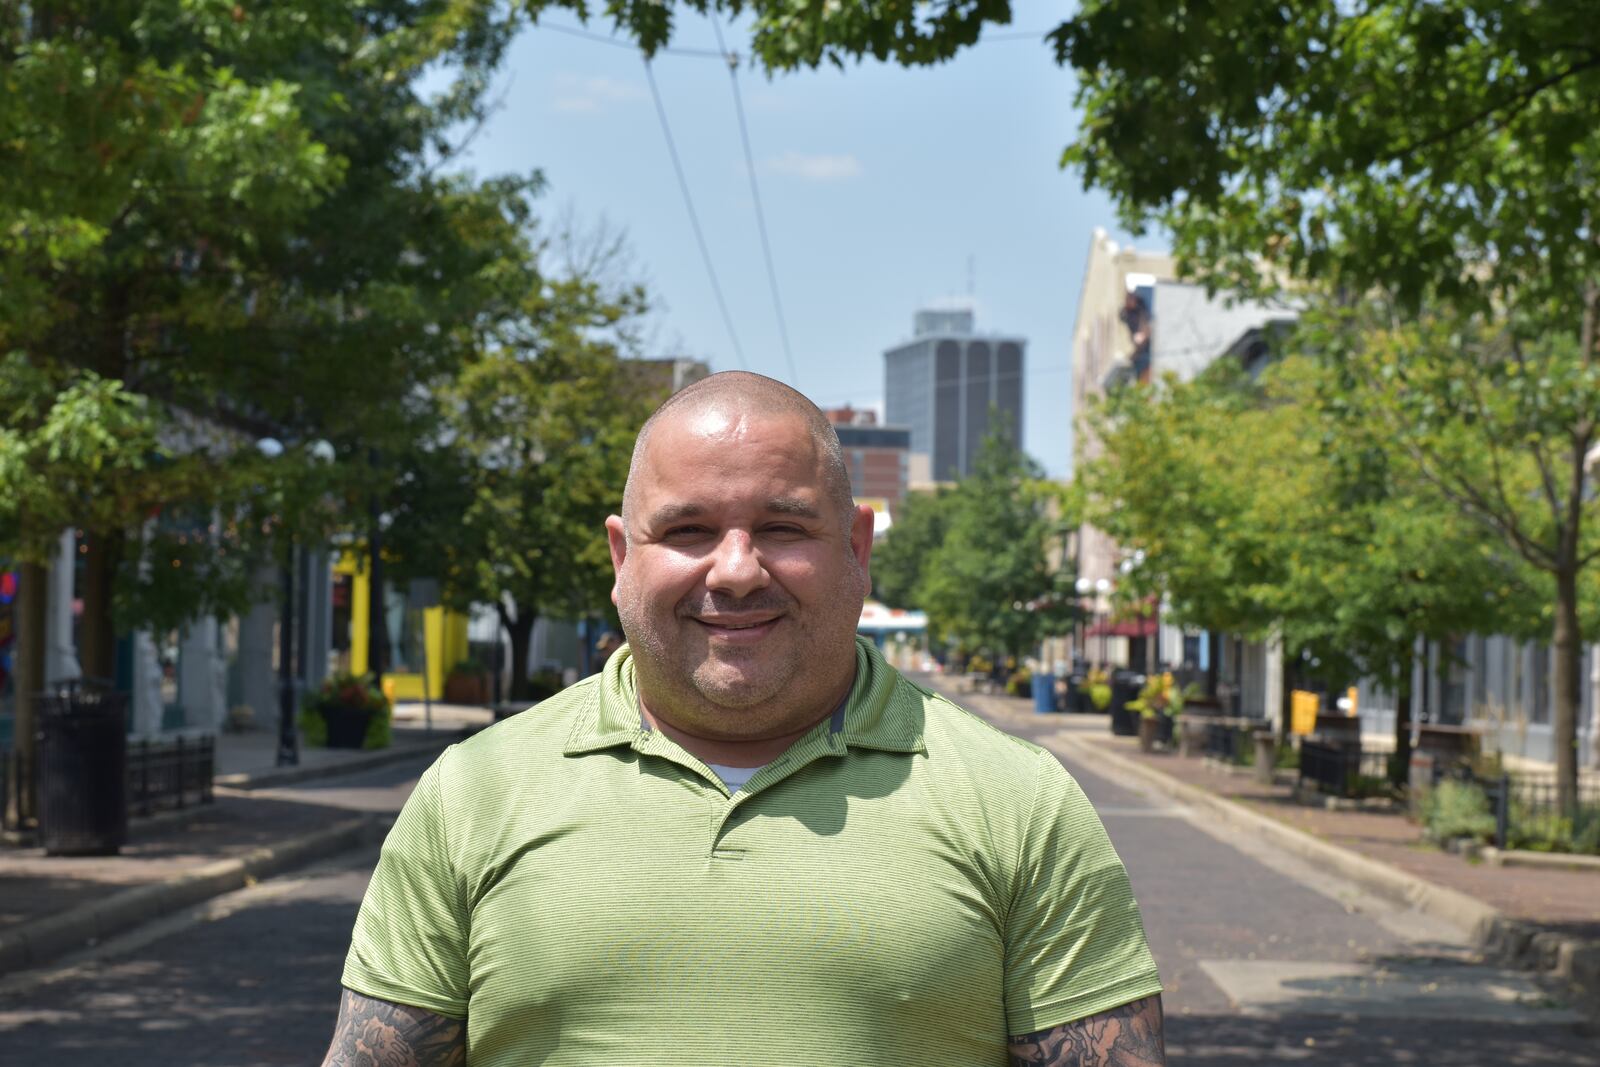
[765,498,822,519]
[647,503,704,527]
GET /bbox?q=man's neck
[638,674,855,769]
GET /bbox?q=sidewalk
[213,701,494,784]
[0,702,498,974]
[918,674,1600,992]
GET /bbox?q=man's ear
[605,515,628,606]
[849,504,875,595]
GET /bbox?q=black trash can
[37,686,129,856]
[1066,673,1088,713]
[1109,671,1144,737]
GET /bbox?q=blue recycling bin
[1033,672,1057,713]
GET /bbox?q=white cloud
[762,151,863,182]
[551,74,646,114]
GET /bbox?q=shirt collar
[563,636,926,757]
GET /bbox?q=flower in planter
[300,671,393,749]
[1086,667,1113,711]
[1126,672,1200,720]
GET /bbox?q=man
[323,372,1164,1066]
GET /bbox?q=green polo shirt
[343,638,1161,1065]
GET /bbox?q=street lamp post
[1094,577,1113,665]
[259,436,335,768]
[277,540,299,767]
[1074,576,1092,667]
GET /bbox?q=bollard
[1253,729,1277,785]
[1408,751,1435,818]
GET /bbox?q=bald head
[622,372,855,540]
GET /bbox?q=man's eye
[763,525,806,537]
[664,526,709,539]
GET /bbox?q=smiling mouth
[693,616,782,638]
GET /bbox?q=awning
[857,600,927,633]
[1084,616,1158,638]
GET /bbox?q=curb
[1481,845,1600,873]
[215,733,461,791]
[1047,732,1506,933]
[0,815,382,976]
[1049,731,1600,998]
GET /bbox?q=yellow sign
[1290,689,1320,736]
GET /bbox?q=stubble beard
[617,568,865,741]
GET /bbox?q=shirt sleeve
[1002,750,1163,1035]
[342,756,470,1018]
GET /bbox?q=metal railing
[1427,763,1600,851]
[1298,741,1389,796]
[1202,720,1258,764]
[128,735,215,817]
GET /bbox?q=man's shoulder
[886,671,1049,776]
[436,676,602,782]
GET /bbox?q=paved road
[944,689,1599,1065]
[0,757,432,1067]
[0,715,1594,1065]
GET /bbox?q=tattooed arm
[1008,994,1165,1066]
[322,988,466,1067]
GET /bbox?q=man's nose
[705,529,769,599]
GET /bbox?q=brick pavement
[0,705,495,938]
[0,793,342,933]
[921,674,1600,944]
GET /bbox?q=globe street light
[1093,577,1113,665]
[257,437,334,768]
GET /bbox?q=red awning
[1084,616,1159,638]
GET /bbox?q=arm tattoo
[1008,994,1165,1066]
[322,988,466,1067]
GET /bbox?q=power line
[711,17,801,388]
[641,58,748,370]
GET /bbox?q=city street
[0,710,1594,1066]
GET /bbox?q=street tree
[1087,357,1543,775]
[386,257,659,700]
[1,0,532,823]
[1010,0,1598,812]
[919,428,1057,664]
[871,488,953,614]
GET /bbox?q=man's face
[606,409,873,736]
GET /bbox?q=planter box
[321,705,374,749]
[443,672,490,706]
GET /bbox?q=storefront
[331,552,470,701]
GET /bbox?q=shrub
[449,656,486,677]
[1422,778,1496,844]
[1508,801,1600,855]
[1005,668,1033,698]
[526,668,564,702]
[1086,667,1112,711]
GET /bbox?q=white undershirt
[706,762,767,792]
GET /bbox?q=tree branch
[1353,356,1552,568]
[1506,336,1570,530]
[1384,53,1600,166]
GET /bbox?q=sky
[438,3,1145,478]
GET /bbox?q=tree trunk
[1392,644,1414,788]
[1553,566,1582,817]
[505,611,535,702]
[78,528,123,681]
[5,561,49,831]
